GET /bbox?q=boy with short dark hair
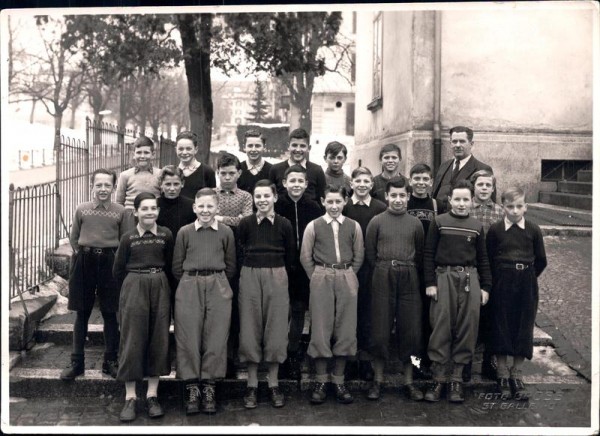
[60,169,127,381]
[116,136,162,231]
[371,143,404,201]
[238,179,296,409]
[423,179,492,403]
[157,165,197,244]
[176,130,217,200]
[275,165,323,379]
[323,141,351,191]
[342,167,387,381]
[172,188,236,415]
[365,176,425,401]
[300,185,364,405]
[238,129,273,194]
[269,128,327,203]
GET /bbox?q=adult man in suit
[432,126,494,214]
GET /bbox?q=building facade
[352,6,594,201]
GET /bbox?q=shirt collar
[137,223,158,236]
[93,200,110,210]
[178,159,200,171]
[504,216,525,231]
[472,198,495,209]
[323,214,346,224]
[257,213,275,225]
[455,154,473,167]
[248,159,264,170]
[351,194,371,206]
[287,158,307,169]
[194,219,218,231]
[134,163,154,173]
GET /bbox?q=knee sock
[450,364,464,383]
[314,358,328,383]
[496,355,509,378]
[267,362,279,388]
[101,310,119,361]
[125,382,137,400]
[403,360,414,385]
[331,357,346,385]
[247,362,259,388]
[510,356,525,378]
[146,377,159,398]
[373,359,385,383]
[72,309,93,358]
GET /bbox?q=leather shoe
[448,381,465,403]
[424,382,444,402]
[405,384,424,401]
[102,360,118,379]
[243,387,258,409]
[366,382,381,400]
[119,398,137,422]
[310,382,327,404]
[334,383,353,404]
[269,386,285,408]
[146,396,164,418]
[359,360,374,381]
[201,382,217,414]
[184,382,200,415]
[509,378,529,401]
[60,360,84,381]
[497,377,512,400]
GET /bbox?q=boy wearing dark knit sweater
[423,180,491,403]
[275,165,323,379]
[342,167,386,382]
[61,169,126,381]
[172,188,236,415]
[323,141,351,191]
[238,129,273,194]
[300,185,364,405]
[365,176,425,401]
[238,179,296,409]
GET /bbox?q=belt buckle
[330,263,340,269]
[93,248,103,255]
[391,260,398,267]
[455,266,465,273]
[515,263,525,270]
[149,267,158,274]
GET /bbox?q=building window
[367,12,383,111]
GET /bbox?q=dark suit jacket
[432,155,494,213]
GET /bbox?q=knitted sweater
[115,166,162,209]
[112,225,174,283]
[157,195,197,240]
[70,201,126,250]
[238,160,273,194]
[371,172,405,202]
[342,197,387,238]
[275,193,323,252]
[216,187,254,228]
[324,169,352,192]
[365,210,424,268]
[407,194,436,237]
[180,164,216,200]
[269,160,326,203]
[237,214,296,270]
[300,215,364,277]
[486,219,547,277]
[171,221,236,281]
[424,211,491,289]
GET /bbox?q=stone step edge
[527,203,593,215]
[36,324,554,347]
[10,367,587,387]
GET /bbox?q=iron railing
[8,182,58,305]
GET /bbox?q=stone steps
[538,191,592,211]
[537,167,593,211]
[556,181,592,196]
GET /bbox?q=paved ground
[8,384,592,428]
[537,235,592,379]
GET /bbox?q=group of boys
[61,124,522,417]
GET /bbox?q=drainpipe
[432,10,442,172]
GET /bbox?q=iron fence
[9,182,58,305]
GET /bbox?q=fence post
[54,130,61,249]
[8,184,14,309]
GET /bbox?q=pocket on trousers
[216,273,233,300]
[346,270,359,297]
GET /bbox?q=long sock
[510,356,525,378]
[373,359,385,383]
[247,362,259,388]
[267,362,279,388]
[403,360,414,385]
[101,310,119,361]
[72,309,93,357]
[314,358,328,383]
[146,377,159,398]
[333,356,346,377]
[125,382,137,400]
[496,355,509,378]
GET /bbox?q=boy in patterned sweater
[60,169,127,381]
[423,180,491,403]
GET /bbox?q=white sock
[125,381,137,400]
[146,377,159,398]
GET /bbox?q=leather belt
[316,262,352,270]
[82,246,113,255]
[129,267,163,274]
[498,263,532,270]
[186,270,223,276]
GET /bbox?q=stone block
[9,293,58,351]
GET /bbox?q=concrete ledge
[540,226,592,237]
[9,293,58,351]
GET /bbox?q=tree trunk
[53,110,63,149]
[29,99,38,124]
[178,13,213,164]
